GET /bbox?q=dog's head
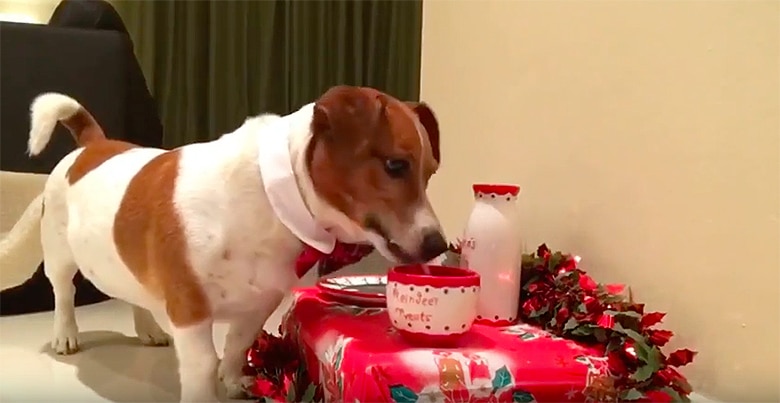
[306,85,447,263]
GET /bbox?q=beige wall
[421,1,779,401]
[0,0,58,24]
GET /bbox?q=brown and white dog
[2,86,447,401]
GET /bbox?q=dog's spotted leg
[46,260,80,355]
[132,305,171,346]
[171,320,219,402]
[219,290,285,399]
[41,221,80,355]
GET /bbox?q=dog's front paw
[132,307,171,347]
[223,375,255,400]
[219,359,254,400]
[52,329,79,355]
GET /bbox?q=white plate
[316,275,387,306]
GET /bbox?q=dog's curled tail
[28,93,106,156]
[0,193,44,276]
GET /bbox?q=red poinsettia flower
[605,283,626,295]
[537,244,551,260]
[654,367,679,385]
[555,306,570,325]
[644,390,673,402]
[596,312,616,329]
[666,349,696,367]
[647,329,674,347]
[607,351,628,375]
[252,377,284,401]
[578,274,598,292]
[640,312,666,328]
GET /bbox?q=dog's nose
[419,231,448,262]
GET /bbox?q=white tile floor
[0,298,291,402]
[0,254,388,402]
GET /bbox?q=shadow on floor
[42,330,179,402]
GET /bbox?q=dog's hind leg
[132,305,171,346]
[41,243,79,354]
[41,221,80,355]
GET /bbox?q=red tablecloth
[281,288,613,403]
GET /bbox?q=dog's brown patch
[306,85,441,234]
[114,149,211,328]
[66,140,137,185]
[62,108,106,147]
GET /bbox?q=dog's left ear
[406,102,440,164]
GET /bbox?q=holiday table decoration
[244,244,696,403]
[460,184,523,326]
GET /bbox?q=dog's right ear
[405,102,440,164]
[312,104,331,139]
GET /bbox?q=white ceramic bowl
[386,264,481,346]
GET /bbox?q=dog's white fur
[3,92,440,402]
[27,93,82,155]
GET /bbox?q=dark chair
[0,1,163,316]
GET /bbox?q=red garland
[506,242,697,402]
[244,329,321,402]
[248,242,697,402]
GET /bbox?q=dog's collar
[256,114,336,254]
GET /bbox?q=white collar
[255,108,336,254]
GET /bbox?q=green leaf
[672,373,694,394]
[553,270,580,287]
[563,317,579,332]
[333,345,344,370]
[285,382,296,402]
[631,362,655,382]
[519,332,538,341]
[575,302,587,313]
[571,324,597,337]
[619,388,645,401]
[606,337,624,353]
[389,385,418,403]
[522,274,541,290]
[492,365,513,390]
[660,386,690,402]
[594,327,608,342]
[529,305,549,319]
[301,383,317,402]
[548,252,564,271]
[512,390,537,402]
[613,323,644,341]
[604,309,641,319]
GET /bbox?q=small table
[281,287,611,402]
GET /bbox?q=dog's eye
[384,158,410,178]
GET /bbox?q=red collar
[295,242,375,278]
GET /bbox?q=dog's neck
[254,104,337,253]
[285,105,368,245]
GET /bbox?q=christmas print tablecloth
[281,287,616,403]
